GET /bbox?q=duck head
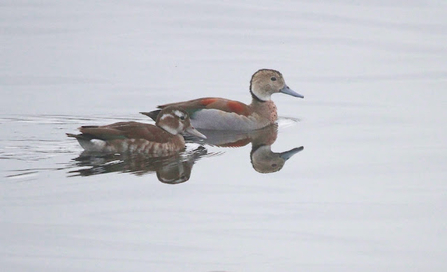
[250,69,304,101]
[156,107,207,139]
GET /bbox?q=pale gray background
[1,1,446,271]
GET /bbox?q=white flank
[78,139,106,152]
[121,141,128,151]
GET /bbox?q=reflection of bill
[188,124,304,173]
[251,145,303,173]
[68,146,208,184]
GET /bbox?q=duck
[67,107,206,156]
[141,69,303,131]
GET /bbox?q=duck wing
[78,122,170,143]
[142,98,251,121]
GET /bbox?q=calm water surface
[1,1,446,271]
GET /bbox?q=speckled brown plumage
[68,107,206,156]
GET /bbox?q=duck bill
[186,127,207,139]
[280,85,304,98]
[279,146,304,160]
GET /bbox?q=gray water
[1,1,447,271]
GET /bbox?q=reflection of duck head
[155,146,207,184]
[191,124,303,173]
[68,146,207,184]
[248,124,303,173]
[156,160,191,184]
[251,145,304,173]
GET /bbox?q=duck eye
[271,77,277,81]
[179,115,185,121]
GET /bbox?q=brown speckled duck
[67,107,206,156]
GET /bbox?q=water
[1,1,446,271]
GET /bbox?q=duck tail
[140,110,161,121]
[66,133,106,151]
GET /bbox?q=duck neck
[250,97,278,123]
[250,90,267,103]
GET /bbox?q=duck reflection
[188,124,303,173]
[68,124,302,180]
[68,146,207,184]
